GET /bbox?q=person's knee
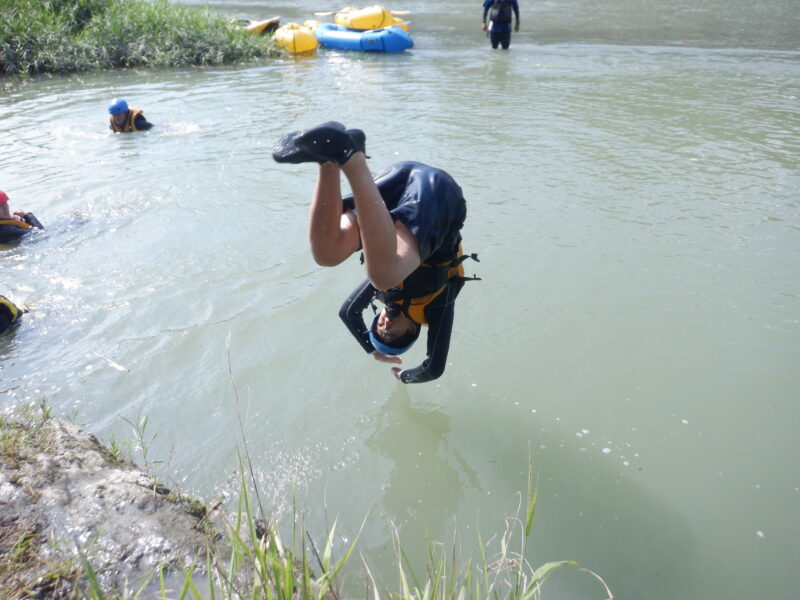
[310,246,346,267]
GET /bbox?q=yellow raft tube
[230,17,281,35]
[334,5,409,31]
[274,22,319,54]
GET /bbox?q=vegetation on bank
[0,403,606,600]
[1,0,279,76]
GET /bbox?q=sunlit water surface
[1,0,799,598]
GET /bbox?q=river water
[1,0,799,598]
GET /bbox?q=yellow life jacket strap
[388,246,481,325]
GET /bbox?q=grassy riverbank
[0,404,590,599]
[1,0,279,76]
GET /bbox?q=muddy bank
[0,416,226,597]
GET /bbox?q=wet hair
[369,314,421,355]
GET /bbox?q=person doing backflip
[273,122,478,383]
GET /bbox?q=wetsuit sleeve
[399,279,462,384]
[23,213,44,229]
[513,0,520,22]
[135,114,154,130]
[338,279,377,354]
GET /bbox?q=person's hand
[515,22,520,32]
[12,210,27,221]
[391,367,404,381]
[481,22,487,31]
[372,351,402,365]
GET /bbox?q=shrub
[0,0,276,76]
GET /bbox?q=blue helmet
[368,315,419,356]
[108,98,129,115]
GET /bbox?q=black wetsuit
[338,161,470,384]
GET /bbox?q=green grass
[72,466,580,600]
[1,0,279,76]
[0,404,593,599]
[1,396,607,599]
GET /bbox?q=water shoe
[296,123,366,166]
[345,128,368,158]
[272,121,346,164]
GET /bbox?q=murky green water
[2,0,799,598]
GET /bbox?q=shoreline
[0,411,226,596]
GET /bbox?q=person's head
[108,98,129,126]
[0,190,9,219]
[369,306,421,355]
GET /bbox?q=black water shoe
[296,123,366,166]
[272,121,346,164]
[345,128,369,158]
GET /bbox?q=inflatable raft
[0,214,43,244]
[238,16,281,35]
[334,5,407,30]
[314,23,413,52]
[274,22,319,54]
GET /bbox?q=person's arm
[339,279,378,354]
[135,114,154,130]
[338,279,404,367]
[482,1,490,30]
[513,0,520,31]
[22,212,44,229]
[394,280,462,384]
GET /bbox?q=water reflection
[363,385,480,548]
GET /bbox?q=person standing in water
[482,0,520,50]
[108,98,153,133]
[272,122,479,383]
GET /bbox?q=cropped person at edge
[0,190,26,222]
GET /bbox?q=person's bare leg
[341,153,420,290]
[308,162,360,266]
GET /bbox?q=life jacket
[110,108,146,133]
[489,0,513,25]
[0,294,23,333]
[374,244,480,326]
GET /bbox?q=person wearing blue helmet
[108,98,153,133]
[273,122,479,383]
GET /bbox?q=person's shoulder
[134,114,153,129]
